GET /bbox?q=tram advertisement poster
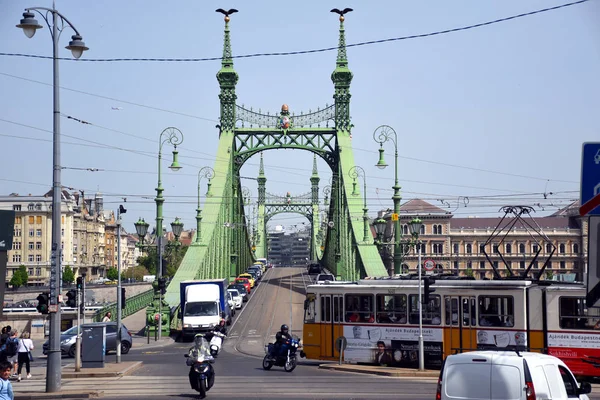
[343,325,443,369]
[476,329,527,349]
[547,331,600,376]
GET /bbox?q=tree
[464,268,474,278]
[136,247,158,275]
[126,265,151,282]
[9,265,28,288]
[106,267,119,281]
[62,265,75,285]
[545,270,554,281]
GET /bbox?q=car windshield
[184,302,218,317]
[62,326,79,335]
[231,285,247,294]
[228,289,240,297]
[318,275,334,281]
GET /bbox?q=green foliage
[545,270,554,280]
[9,265,28,288]
[106,267,119,281]
[62,265,75,284]
[135,243,188,278]
[137,247,158,275]
[125,265,151,281]
[464,268,474,278]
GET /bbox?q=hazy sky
[0,0,598,235]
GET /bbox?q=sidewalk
[319,363,440,378]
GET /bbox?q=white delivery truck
[179,279,232,339]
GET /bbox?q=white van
[437,351,592,400]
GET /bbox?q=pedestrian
[102,312,112,322]
[0,360,13,400]
[16,332,33,382]
[6,332,17,378]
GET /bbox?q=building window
[479,272,486,280]
[36,216,42,224]
[519,243,525,253]
[493,244,499,253]
[546,243,553,253]
[520,261,525,269]
[559,243,565,254]
[453,261,459,270]
[432,243,443,254]
[547,261,553,270]
[27,268,33,275]
[28,242,34,250]
[36,203,41,211]
[14,229,21,237]
[573,243,579,254]
[532,244,539,253]
[28,229,34,237]
[35,268,41,276]
[479,244,485,254]
[13,205,21,211]
[27,203,34,211]
[533,261,539,269]
[479,261,485,269]
[61,228,64,237]
[28,216,34,224]
[15,217,22,224]
[466,244,472,254]
[467,261,472,270]
[36,242,42,250]
[402,225,408,235]
[73,244,77,253]
[12,254,21,263]
[62,216,65,224]
[453,243,459,254]
[35,254,41,262]
[36,229,42,237]
[505,243,512,254]
[12,242,20,250]
[420,225,425,235]
[433,225,442,235]
[493,261,499,270]
[560,261,566,269]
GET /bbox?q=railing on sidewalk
[92,288,155,322]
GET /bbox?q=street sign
[423,259,435,271]
[391,213,398,221]
[48,304,58,313]
[580,143,600,216]
[587,216,600,307]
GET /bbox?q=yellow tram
[302,276,600,377]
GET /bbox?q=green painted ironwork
[165,10,389,312]
[92,288,154,323]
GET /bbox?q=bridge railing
[2,306,104,314]
[92,288,154,322]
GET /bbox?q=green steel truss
[165,12,387,308]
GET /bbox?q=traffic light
[36,292,49,314]
[158,277,167,295]
[65,289,77,308]
[423,277,436,304]
[121,287,126,309]
[76,276,83,290]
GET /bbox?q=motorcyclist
[205,319,227,343]
[272,324,292,358]
[187,334,214,398]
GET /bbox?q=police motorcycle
[185,334,215,399]
[262,334,301,372]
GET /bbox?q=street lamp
[155,127,184,340]
[349,166,370,242]
[373,125,402,275]
[171,217,184,239]
[373,217,387,244]
[195,167,214,245]
[408,216,425,371]
[16,5,88,393]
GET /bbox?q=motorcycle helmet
[280,324,289,334]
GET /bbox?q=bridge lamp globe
[375,142,388,170]
[134,217,150,238]
[16,12,42,38]
[373,218,387,241]
[408,217,423,238]
[169,148,182,171]
[171,217,184,239]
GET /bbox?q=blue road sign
[580,142,600,216]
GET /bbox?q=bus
[302,275,600,378]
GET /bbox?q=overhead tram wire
[0,0,588,63]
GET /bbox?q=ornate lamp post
[171,217,184,240]
[195,167,214,245]
[134,217,150,245]
[16,5,88,393]
[349,166,370,242]
[373,125,402,275]
[408,217,425,371]
[154,127,183,340]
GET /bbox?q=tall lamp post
[408,217,425,371]
[373,125,402,275]
[155,127,184,340]
[195,167,215,245]
[16,5,88,393]
[116,204,127,363]
[349,166,370,242]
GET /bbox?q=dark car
[43,322,133,357]
[307,263,322,275]
[228,283,249,302]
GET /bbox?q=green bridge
[145,11,389,334]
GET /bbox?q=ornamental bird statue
[330,8,353,21]
[216,8,238,22]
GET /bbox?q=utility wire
[0,0,588,62]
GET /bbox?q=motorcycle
[209,331,226,357]
[262,335,300,372]
[185,351,215,398]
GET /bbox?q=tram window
[304,295,316,323]
[376,294,407,324]
[478,296,514,327]
[409,294,441,325]
[559,297,600,329]
[445,297,459,326]
[463,298,477,326]
[345,294,374,323]
[321,296,331,322]
[333,296,343,322]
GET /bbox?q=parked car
[228,284,248,302]
[437,350,592,400]
[227,288,243,309]
[316,274,335,284]
[234,278,251,294]
[42,322,133,358]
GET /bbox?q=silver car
[42,322,133,357]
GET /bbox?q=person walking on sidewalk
[0,361,14,400]
[102,312,112,322]
[16,332,33,382]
